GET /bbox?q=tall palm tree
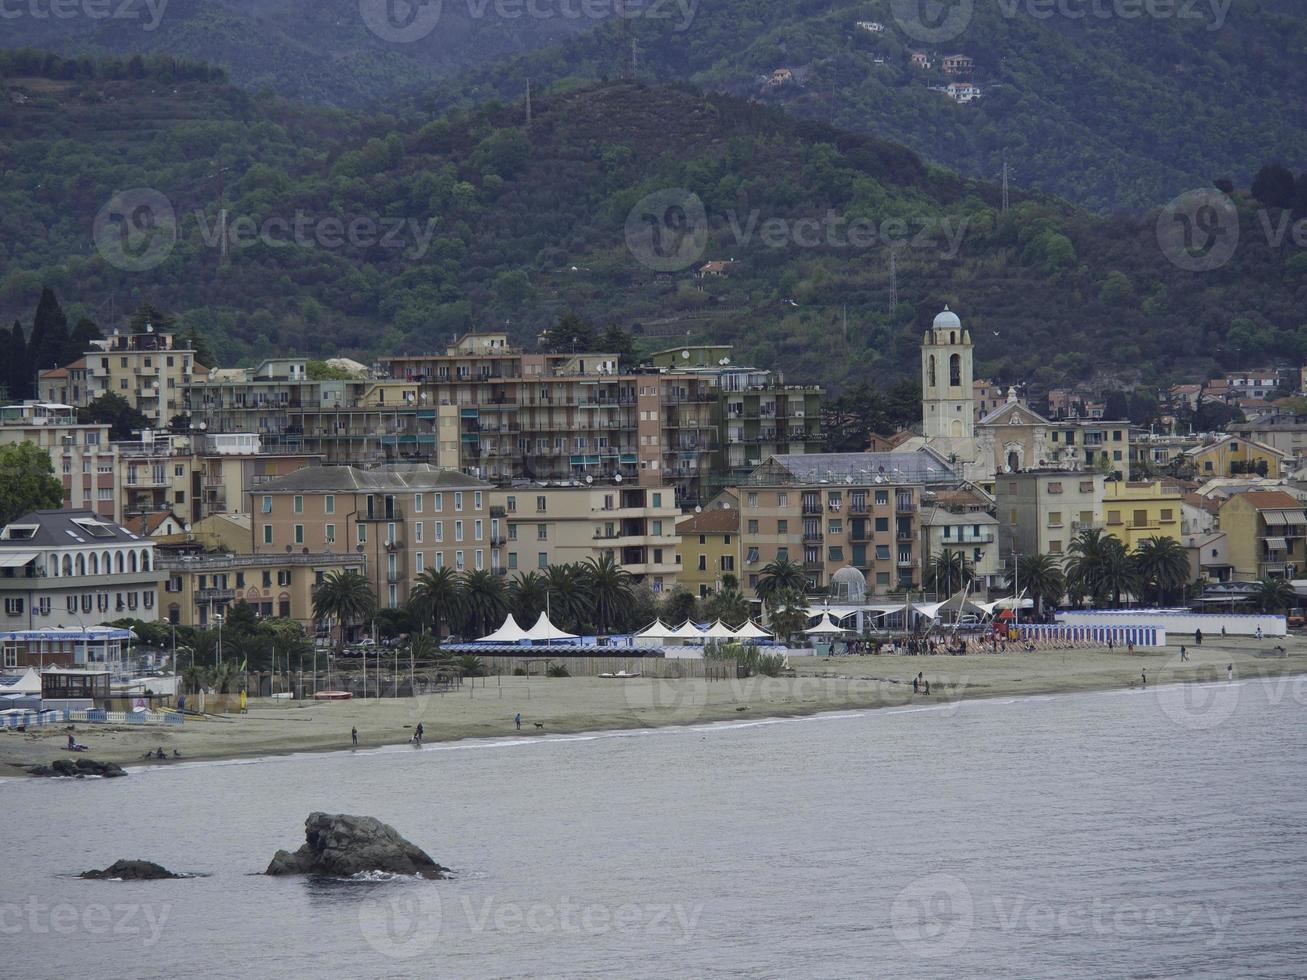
[1131,536,1191,606]
[757,557,806,601]
[926,549,975,596]
[507,571,549,624]
[313,570,376,650]
[1255,577,1297,613]
[543,562,587,631]
[1100,539,1141,608]
[1006,553,1065,619]
[1064,528,1121,606]
[706,586,749,628]
[582,554,633,634]
[460,569,508,638]
[408,566,464,642]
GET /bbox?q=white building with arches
[0,510,162,636]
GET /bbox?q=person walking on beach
[1227,664,1234,681]
[351,726,358,747]
[1141,669,1147,688]
[515,712,522,731]
[415,722,424,745]
[1195,629,1203,645]
[912,675,919,694]
[1179,645,1188,663]
[1255,626,1263,641]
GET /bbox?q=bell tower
[921,306,975,440]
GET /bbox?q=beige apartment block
[491,484,681,592]
[83,328,205,427]
[738,451,958,598]
[251,464,495,610]
[996,470,1105,561]
[157,551,367,629]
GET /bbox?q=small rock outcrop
[82,860,181,880]
[265,812,448,879]
[27,759,126,778]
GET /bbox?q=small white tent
[733,621,773,640]
[524,612,579,642]
[805,614,848,636]
[703,621,739,640]
[668,621,706,641]
[634,620,675,640]
[477,614,529,644]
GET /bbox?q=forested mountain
[425,0,1307,212]
[1,61,1304,393]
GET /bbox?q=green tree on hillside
[78,393,150,440]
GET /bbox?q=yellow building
[675,504,742,599]
[1185,434,1287,479]
[1218,490,1307,581]
[156,551,367,628]
[1102,480,1185,549]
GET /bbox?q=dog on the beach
[534,722,544,729]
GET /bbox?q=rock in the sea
[82,860,181,880]
[266,812,448,879]
[27,759,126,778]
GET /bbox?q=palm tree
[661,587,699,626]
[460,569,507,638]
[507,571,549,624]
[582,554,633,634]
[543,562,588,631]
[765,588,809,643]
[757,557,806,601]
[1006,553,1066,619]
[1132,536,1191,606]
[408,566,464,642]
[312,570,376,650]
[1065,528,1123,606]
[1254,577,1297,613]
[1100,539,1141,608]
[706,586,749,628]
[926,549,975,596]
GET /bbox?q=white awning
[669,621,706,640]
[634,620,674,640]
[702,621,738,640]
[734,621,773,640]
[1264,537,1288,551]
[477,614,529,643]
[523,612,578,642]
[0,553,37,568]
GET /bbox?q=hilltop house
[941,54,974,74]
[910,51,932,70]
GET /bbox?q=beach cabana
[634,620,675,641]
[476,614,530,644]
[524,612,579,643]
[668,621,706,642]
[733,621,773,641]
[703,621,739,640]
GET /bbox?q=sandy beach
[4,636,1306,777]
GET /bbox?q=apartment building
[1102,480,1185,550]
[0,401,121,521]
[251,464,495,610]
[0,510,163,631]
[116,433,200,523]
[1219,490,1307,582]
[46,327,206,428]
[1048,420,1135,479]
[157,551,367,628]
[1184,433,1288,478]
[1229,414,1307,463]
[920,507,1001,593]
[197,434,323,519]
[675,503,742,599]
[492,484,681,591]
[188,335,822,508]
[737,451,957,598]
[996,470,1105,561]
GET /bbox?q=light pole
[215,613,224,669]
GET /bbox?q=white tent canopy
[669,621,706,641]
[524,612,579,642]
[805,614,848,636]
[634,620,675,640]
[702,620,738,640]
[0,667,41,695]
[734,621,773,640]
[477,614,529,643]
